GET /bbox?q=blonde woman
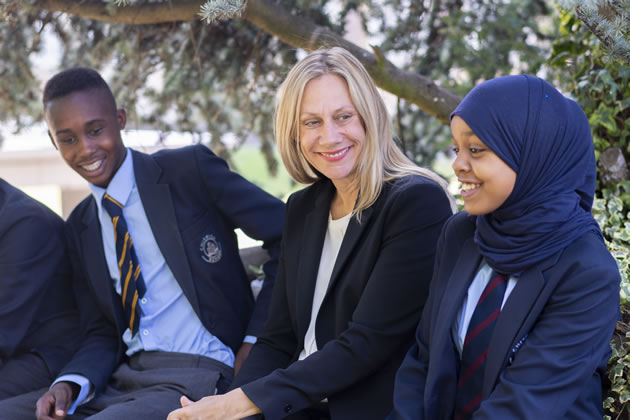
[168,47,454,420]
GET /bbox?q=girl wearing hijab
[389,75,620,419]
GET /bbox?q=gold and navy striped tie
[102,193,146,336]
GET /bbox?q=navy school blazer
[59,145,284,394]
[0,179,80,375]
[390,211,620,419]
[233,175,453,420]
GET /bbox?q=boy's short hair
[43,67,117,110]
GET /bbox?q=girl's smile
[450,115,517,215]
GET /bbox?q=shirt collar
[89,148,134,208]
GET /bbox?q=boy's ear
[117,108,127,130]
[47,131,58,150]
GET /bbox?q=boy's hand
[234,342,254,376]
[36,382,78,420]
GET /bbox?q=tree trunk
[599,147,629,185]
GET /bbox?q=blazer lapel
[132,150,201,316]
[81,199,125,326]
[296,183,334,338]
[430,235,482,415]
[433,236,483,352]
[484,268,545,396]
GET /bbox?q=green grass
[231,146,301,201]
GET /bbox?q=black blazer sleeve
[388,213,462,419]
[0,183,78,371]
[236,177,452,419]
[231,193,300,383]
[57,216,121,394]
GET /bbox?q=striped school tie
[453,271,507,420]
[102,193,147,336]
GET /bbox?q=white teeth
[461,183,480,191]
[82,160,103,172]
[321,147,348,158]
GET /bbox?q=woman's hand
[166,388,261,420]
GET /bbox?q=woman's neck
[330,180,358,220]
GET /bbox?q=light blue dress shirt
[56,149,237,412]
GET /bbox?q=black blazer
[0,179,80,375]
[59,145,285,394]
[233,175,453,419]
[390,212,620,419]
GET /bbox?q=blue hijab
[452,75,601,274]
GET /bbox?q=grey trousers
[0,351,233,419]
[0,352,54,401]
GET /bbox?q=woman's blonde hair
[275,47,454,217]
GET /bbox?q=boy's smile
[44,88,127,188]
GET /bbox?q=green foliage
[558,0,630,64]
[549,10,630,419]
[231,146,298,200]
[360,0,555,166]
[0,3,43,130]
[0,0,560,171]
[0,0,308,172]
[200,0,247,23]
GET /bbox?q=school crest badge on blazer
[200,234,222,263]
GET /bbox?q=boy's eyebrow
[85,118,106,125]
[54,119,106,136]
[54,128,72,136]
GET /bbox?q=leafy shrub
[549,11,630,419]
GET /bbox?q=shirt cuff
[51,375,94,415]
[243,335,257,344]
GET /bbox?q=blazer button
[284,404,292,413]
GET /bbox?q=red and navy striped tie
[102,193,147,336]
[453,272,507,420]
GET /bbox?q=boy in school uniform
[0,67,285,419]
[0,179,80,400]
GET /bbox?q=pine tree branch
[31,0,202,24]
[30,0,461,123]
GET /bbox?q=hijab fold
[452,75,601,274]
